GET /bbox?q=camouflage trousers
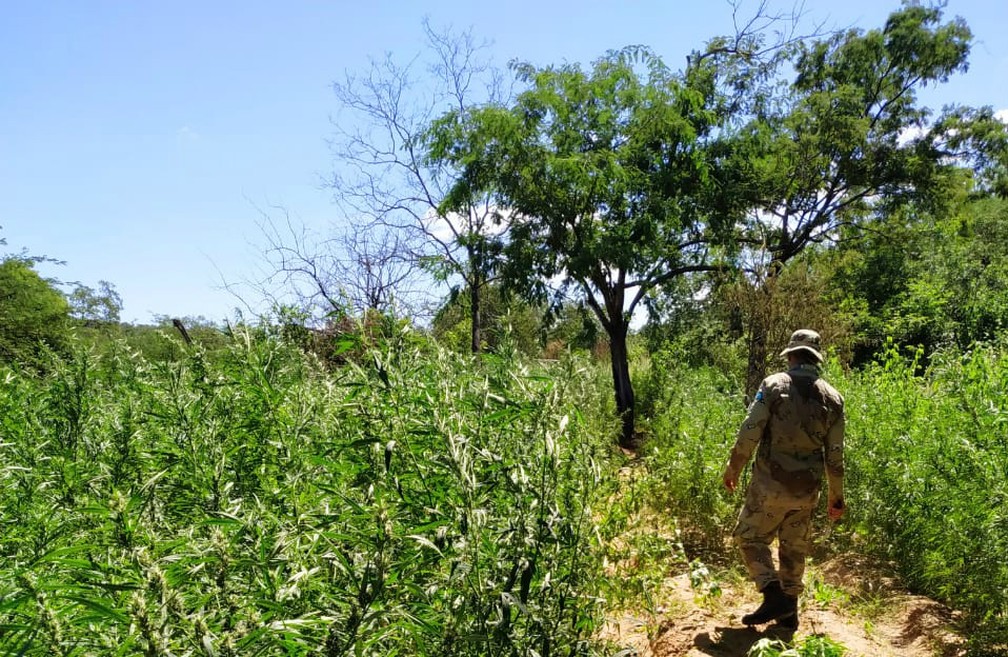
[732,489,815,597]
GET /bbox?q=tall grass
[842,340,1008,650]
[633,346,742,558]
[0,327,619,655]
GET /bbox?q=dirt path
[601,554,966,657]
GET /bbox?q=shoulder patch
[754,390,764,403]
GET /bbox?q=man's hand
[828,499,845,522]
[723,470,738,492]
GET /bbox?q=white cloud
[422,205,510,245]
[897,123,927,146]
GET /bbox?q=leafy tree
[542,302,604,358]
[67,280,122,326]
[0,258,71,367]
[929,105,1008,198]
[433,286,603,359]
[429,47,745,448]
[825,190,1008,360]
[727,5,997,395]
[932,196,1008,345]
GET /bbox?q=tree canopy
[429,46,743,446]
[426,5,1007,447]
[0,258,71,367]
[67,280,122,326]
[737,4,973,265]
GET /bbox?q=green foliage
[641,273,718,359]
[747,634,847,657]
[432,284,543,357]
[67,280,122,326]
[841,340,1008,647]
[70,316,231,366]
[0,326,619,655]
[0,257,71,368]
[782,3,970,213]
[712,3,979,289]
[930,106,1008,198]
[688,558,723,603]
[823,195,1008,362]
[542,303,604,357]
[806,574,850,609]
[669,254,858,382]
[432,287,605,360]
[635,349,741,556]
[910,197,1008,349]
[134,316,231,359]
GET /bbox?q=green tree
[825,190,1008,360]
[67,280,122,326]
[928,196,1008,346]
[0,258,71,366]
[729,5,989,395]
[432,283,542,357]
[429,47,741,448]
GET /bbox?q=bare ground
[600,552,966,657]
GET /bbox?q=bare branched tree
[340,225,424,316]
[255,206,344,321]
[328,18,510,351]
[251,205,426,324]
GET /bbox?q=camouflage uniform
[723,361,845,597]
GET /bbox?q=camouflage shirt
[725,363,845,506]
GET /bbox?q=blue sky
[2,1,1006,324]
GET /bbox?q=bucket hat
[780,329,823,362]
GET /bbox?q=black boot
[775,607,799,630]
[742,582,795,626]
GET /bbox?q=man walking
[722,329,846,630]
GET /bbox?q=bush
[841,339,1008,647]
[635,347,742,557]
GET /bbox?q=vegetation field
[3,325,1008,656]
[0,329,618,656]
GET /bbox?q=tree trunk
[469,280,481,354]
[745,322,769,403]
[744,264,781,402]
[609,325,637,450]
